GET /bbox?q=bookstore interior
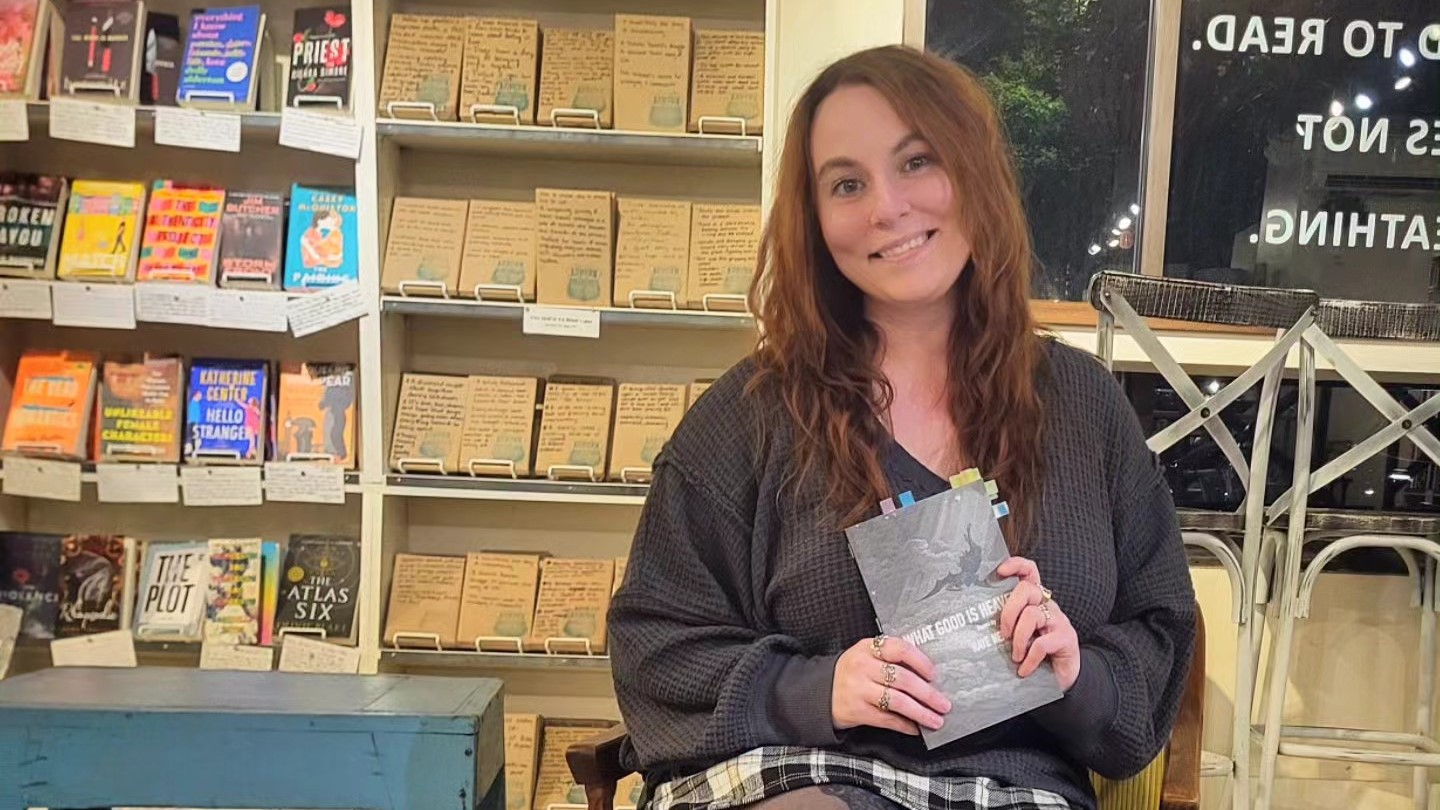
[0,0,1437,809]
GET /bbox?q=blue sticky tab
[880,498,896,514]
[992,501,1010,519]
[898,491,916,507]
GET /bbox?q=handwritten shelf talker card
[178,6,265,109]
[284,184,359,291]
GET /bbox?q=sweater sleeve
[608,453,841,775]
[1030,373,1197,780]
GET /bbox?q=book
[844,472,1063,749]
[525,557,614,654]
[133,540,206,640]
[259,539,280,646]
[135,181,225,284]
[217,190,285,289]
[183,358,268,464]
[379,196,468,296]
[1,348,99,460]
[275,534,359,645]
[533,380,615,481]
[56,179,146,281]
[177,5,264,109]
[458,374,539,478]
[56,534,126,637]
[138,10,178,105]
[95,354,183,463]
[283,184,358,291]
[458,17,537,124]
[287,5,350,108]
[59,0,144,100]
[388,372,467,473]
[0,172,68,279]
[0,0,51,97]
[375,13,463,120]
[383,553,464,648]
[457,552,541,650]
[274,361,356,468]
[0,531,63,640]
[204,538,261,644]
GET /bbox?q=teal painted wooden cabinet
[0,668,505,810]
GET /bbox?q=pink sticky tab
[880,498,896,514]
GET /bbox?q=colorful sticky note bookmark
[880,498,897,514]
[992,501,1010,519]
[950,468,981,488]
[985,479,999,498]
[898,491,916,508]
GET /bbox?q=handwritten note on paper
[209,289,290,332]
[691,31,765,132]
[49,96,137,148]
[459,18,539,124]
[0,99,28,141]
[288,281,367,337]
[2,457,83,501]
[199,641,274,671]
[0,605,20,678]
[51,629,139,668]
[536,189,613,306]
[96,463,180,503]
[376,14,466,120]
[279,108,362,159]
[459,375,539,477]
[180,466,264,506]
[135,283,212,326]
[0,279,53,319]
[389,374,469,473]
[537,29,614,127]
[263,461,345,504]
[614,15,691,132]
[51,282,139,329]
[380,197,470,294]
[154,107,242,152]
[277,634,361,674]
[533,382,615,478]
[384,554,466,646]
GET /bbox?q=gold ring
[1039,586,1053,603]
[882,663,897,685]
[1040,602,1053,622]
[878,687,892,711]
[871,635,888,660]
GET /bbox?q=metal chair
[1253,298,1440,810]
[1088,271,1320,810]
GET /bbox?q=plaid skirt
[647,747,1072,810]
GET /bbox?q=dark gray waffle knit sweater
[608,339,1197,810]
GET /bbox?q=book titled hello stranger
[845,472,1062,749]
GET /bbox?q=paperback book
[0,531,62,640]
[283,184,358,291]
[0,172,68,279]
[217,191,285,289]
[95,354,183,463]
[177,5,264,109]
[204,537,261,644]
[1,348,98,460]
[274,361,356,468]
[56,179,145,281]
[184,358,268,464]
[59,0,145,100]
[139,11,179,105]
[275,534,359,644]
[133,540,207,639]
[0,0,52,97]
[135,181,225,283]
[287,5,350,108]
[56,534,126,637]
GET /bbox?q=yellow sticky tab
[985,479,999,498]
[950,468,981,488]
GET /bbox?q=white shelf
[382,649,612,671]
[380,295,755,330]
[26,101,284,134]
[384,474,647,505]
[0,465,362,493]
[376,118,762,167]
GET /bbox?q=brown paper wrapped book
[533,722,615,810]
[383,553,465,648]
[389,373,468,474]
[537,28,614,128]
[526,557,614,654]
[459,200,537,301]
[459,18,539,124]
[614,197,692,308]
[458,374,539,478]
[536,189,615,308]
[688,203,761,311]
[377,14,465,120]
[687,379,715,411]
[614,15,691,133]
[690,30,765,134]
[608,382,686,482]
[505,713,544,810]
[457,552,542,651]
[380,197,469,296]
[534,380,615,481]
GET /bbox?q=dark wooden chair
[568,611,1206,810]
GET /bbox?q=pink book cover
[0,0,40,94]
[136,181,226,284]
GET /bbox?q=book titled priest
[283,184,359,291]
[845,475,1062,750]
[287,5,351,108]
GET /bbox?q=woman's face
[810,84,971,310]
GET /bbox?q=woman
[608,45,1196,810]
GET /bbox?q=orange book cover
[275,361,356,468]
[2,349,99,459]
[136,181,226,283]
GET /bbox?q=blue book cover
[177,6,264,106]
[284,184,359,291]
[184,359,269,463]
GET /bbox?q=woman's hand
[997,556,1081,691]
[831,635,952,735]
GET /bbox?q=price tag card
[180,466,264,506]
[0,279,53,319]
[200,641,274,671]
[51,282,138,329]
[522,305,601,339]
[1,457,82,501]
[96,463,180,503]
[0,99,28,141]
[49,96,136,148]
[154,106,242,153]
[51,629,138,668]
[288,282,366,337]
[134,283,212,326]
[279,108,362,160]
[277,634,361,674]
[208,289,291,332]
[264,462,346,504]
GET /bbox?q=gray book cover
[845,479,1062,749]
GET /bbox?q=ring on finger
[871,635,888,660]
[877,686,892,712]
[1039,602,1053,623]
[1039,586,1053,603]
[881,663,897,685]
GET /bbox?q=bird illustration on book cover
[57,534,125,637]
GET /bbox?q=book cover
[204,537,261,644]
[283,184,358,291]
[133,540,206,640]
[388,373,467,473]
[139,10,178,105]
[375,13,463,120]
[275,534,359,644]
[60,0,143,99]
[178,5,263,108]
[844,474,1062,749]
[56,179,145,281]
[383,553,464,648]
[0,531,62,640]
[275,361,356,468]
[459,17,537,124]
[259,539,280,646]
[287,5,350,108]
[95,355,183,463]
[217,190,285,289]
[0,172,67,279]
[183,358,268,464]
[56,534,126,637]
[0,0,44,95]
[1,348,98,460]
[136,181,225,283]
[379,196,468,295]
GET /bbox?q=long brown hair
[748,45,1049,549]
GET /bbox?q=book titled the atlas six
[845,472,1063,750]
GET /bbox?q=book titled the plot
[136,182,225,283]
[57,534,127,637]
[1,349,98,460]
[95,355,183,463]
[134,540,206,640]
[178,5,264,109]
[57,179,146,281]
[218,191,285,289]
[284,184,358,291]
[59,0,146,100]
[287,5,351,108]
[0,531,63,640]
[184,359,268,464]
[0,173,68,279]
[844,474,1063,749]
[204,538,261,644]
[275,361,356,467]
[275,534,359,644]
